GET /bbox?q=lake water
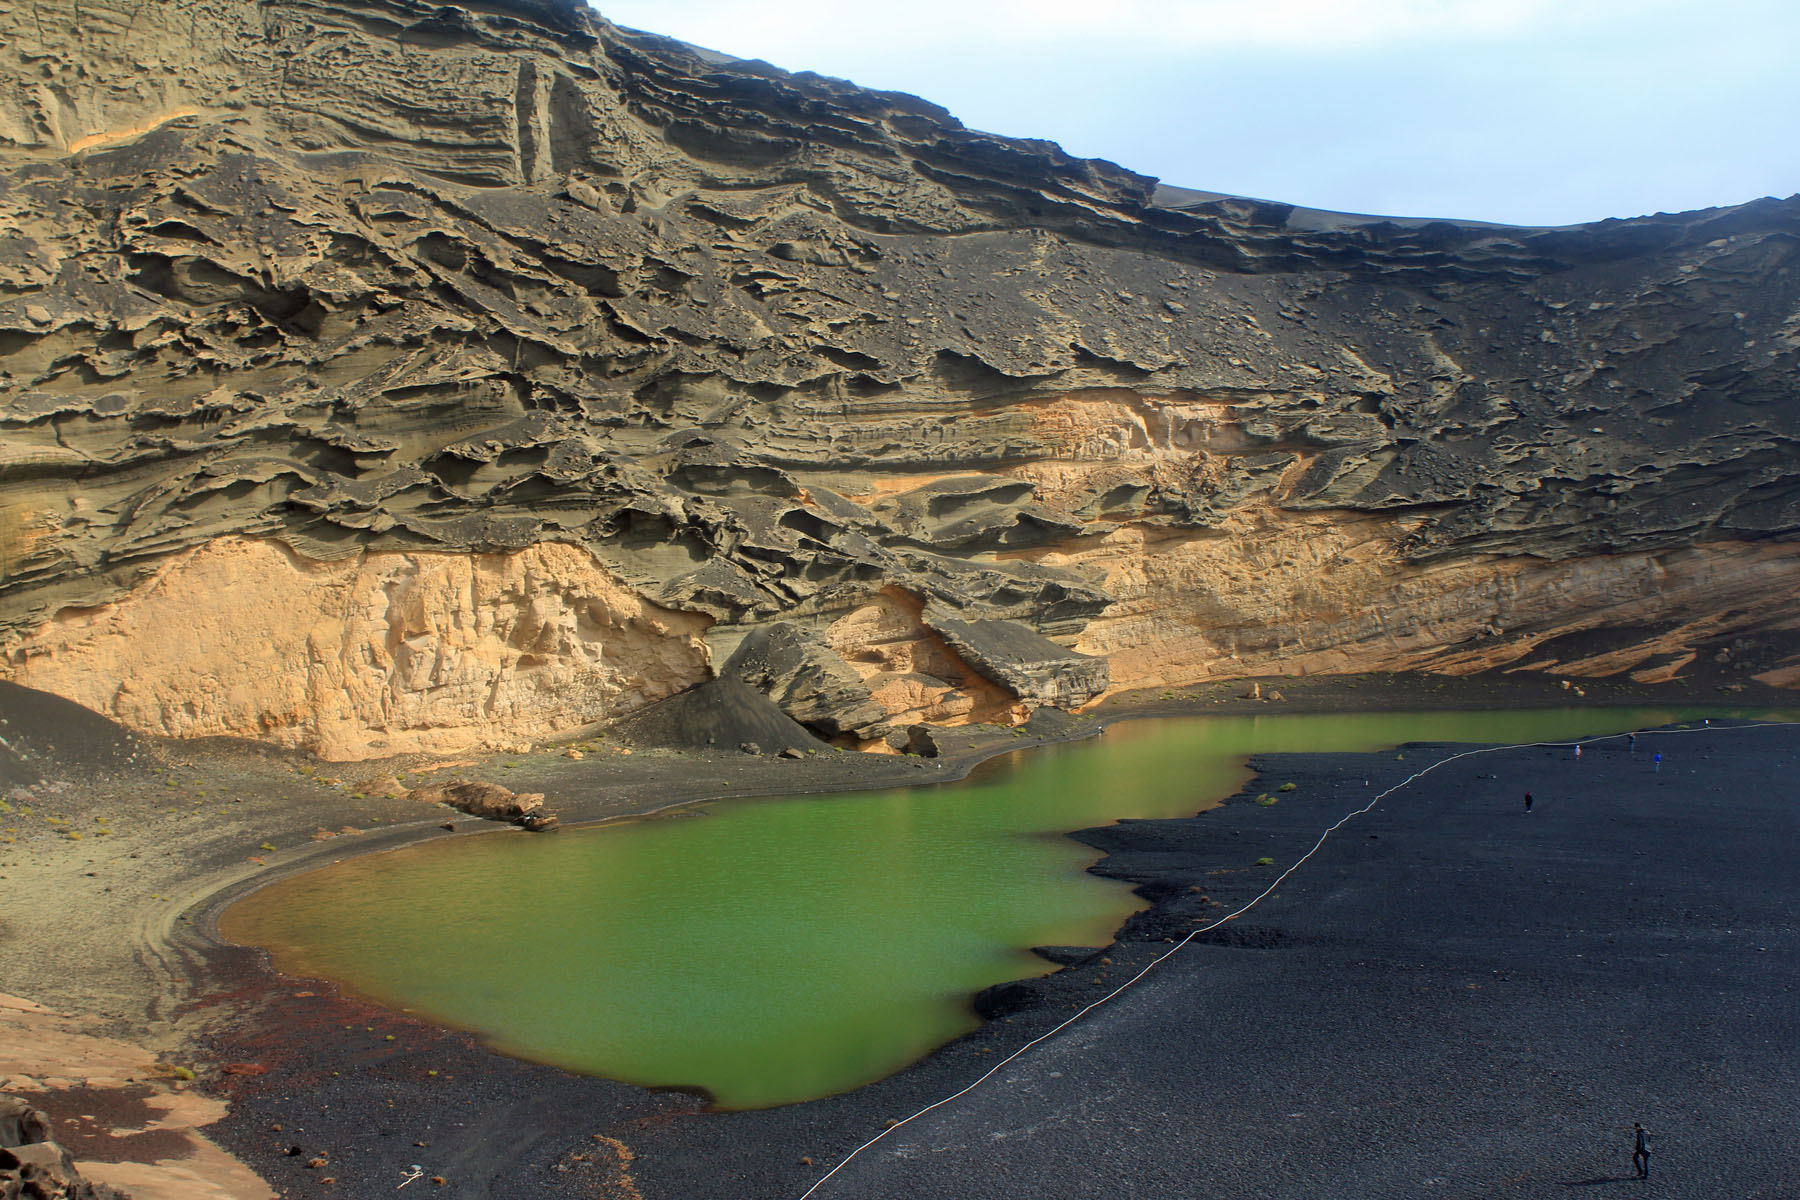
[219,706,1767,1108]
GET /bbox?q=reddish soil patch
[10,1084,195,1163]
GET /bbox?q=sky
[590,0,1800,227]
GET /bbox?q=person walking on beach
[1632,1122,1651,1178]
[1524,791,1533,813]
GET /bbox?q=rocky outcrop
[1,0,1797,757]
[925,607,1109,709]
[718,623,889,740]
[898,724,940,758]
[820,588,1037,734]
[0,997,276,1199]
[3,538,709,760]
[1,1095,131,1200]
[1057,516,1800,694]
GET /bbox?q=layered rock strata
[1,0,1797,756]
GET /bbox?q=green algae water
[220,706,1776,1108]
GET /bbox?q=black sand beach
[182,711,1800,1200]
[6,672,1797,1198]
[782,720,1800,1199]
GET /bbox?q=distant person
[1633,1122,1651,1177]
[1524,791,1533,813]
[1654,752,1662,772]
[1574,744,1582,760]
[1628,732,1637,752]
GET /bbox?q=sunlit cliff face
[2,0,1797,757]
[5,538,712,760]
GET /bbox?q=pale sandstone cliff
[7,538,709,759]
[1,0,1797,757]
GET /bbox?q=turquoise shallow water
[220,706,1779,1108]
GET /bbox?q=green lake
[219,706,1774,1108]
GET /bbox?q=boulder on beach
[903,724,941,758]
[409,781,558,831]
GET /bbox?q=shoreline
[6,670,1796,1197]
[802,716,1800,1198]
[188,666,1799,940]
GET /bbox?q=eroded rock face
[2,0,1797,756]
[3,538,710,760]
[925,606,1109,710]
[718,622,890,740]
[1055,512,1800,694]
[822,589,1034,734]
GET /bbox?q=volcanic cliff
[2,0,1797,760]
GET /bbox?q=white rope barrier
[796,718,1798,1199]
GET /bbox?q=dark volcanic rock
[972,977,1050,1020]
[719,624,890,739]
[617,676,827,755]
[0,0,1797,757]
[902,724,941,758]
[1021,706,1087,739]
[925,607,1109,708]
[0,1095,130,1200]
